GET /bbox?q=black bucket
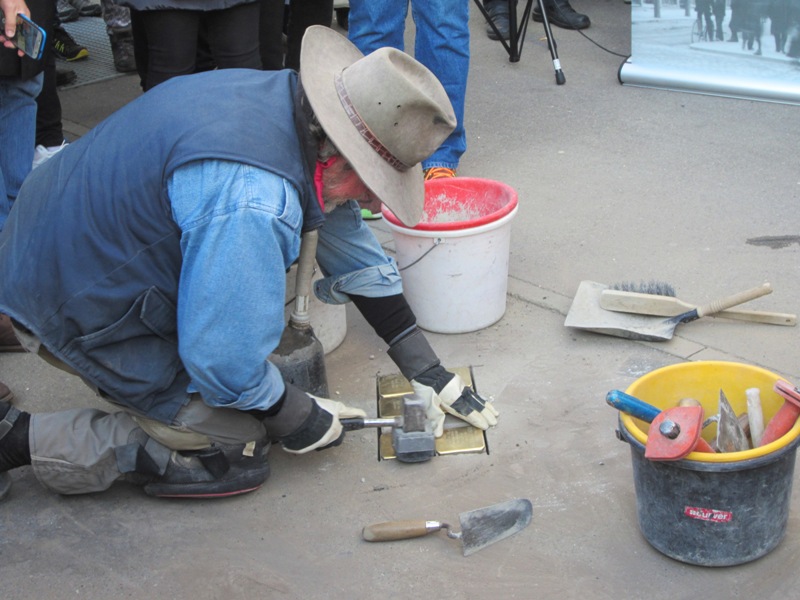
[617,361,800,567]
[619,421,800,566]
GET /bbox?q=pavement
[2,1,800,598]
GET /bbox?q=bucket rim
[382,177,518,232]
[620,360,800,463]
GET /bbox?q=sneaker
[360,208,382,220]
[423,167,457,181]
[53,25,89,61]
[56,0,79,22]
[70,0,102,17]
[56,66,77,87]
[32,141,69,169]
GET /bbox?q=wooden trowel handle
[362,520,445,542]
[695,283,772,318]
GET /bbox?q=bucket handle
[398,238,443,271]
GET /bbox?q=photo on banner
[618,0,800,105]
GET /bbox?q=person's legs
[285,0,334,71]
[259,0,286,70]
[101,0,137,73]
[0,74,43,231]
[34,44,69,169]
[410,0,468,171]
[347,0,408,53]
[205,1,263,70]
[1,326,269,498]
[27,397,269,496]
[137,10,202,90]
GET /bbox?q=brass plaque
[375,366,487,460]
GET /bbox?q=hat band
[335,73,410,173]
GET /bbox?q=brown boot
[0,315,23,353]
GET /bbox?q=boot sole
[143,463,270,499]
[532,14,590,30]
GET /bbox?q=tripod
[474,0,566,85]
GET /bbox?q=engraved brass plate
[375,367,487,460]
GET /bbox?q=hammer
[341,393,436,463]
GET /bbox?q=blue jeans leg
[348,0,469,170]
[0,74,43,231]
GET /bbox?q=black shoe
[56,0,79,23]
[0,401,32,474]
[485,0,511,41]
[143,440,271,498]
[56,66,77,87]
[533,0,590,30]
[70,0,102,17]
[108,27,137,73]
[53,25,89,61]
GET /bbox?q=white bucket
[383,178,518,334]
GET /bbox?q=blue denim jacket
[169,159,403,412]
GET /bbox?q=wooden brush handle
[695,283,772,317]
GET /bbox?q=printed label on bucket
[684,506,733,523]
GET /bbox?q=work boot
[143,439,271,498]
[0,315,23,353]
[69,0,102,17]
[533,0,590,30]
[484,0,512,41]
[0,401,32,475]
[108,27,137,73]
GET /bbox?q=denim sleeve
[168,160,303,411]
[314,200,403,304]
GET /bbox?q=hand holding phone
[0,12,45,60]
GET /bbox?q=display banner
[619,1,800,105]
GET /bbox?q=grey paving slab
[3,2,800,598]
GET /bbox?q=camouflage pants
[101,0,131,33]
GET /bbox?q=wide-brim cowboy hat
[300,25,456,226]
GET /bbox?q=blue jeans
[0,74,43,231]
[347,0,469,170]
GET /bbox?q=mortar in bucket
[616,361,800,566]
[382,178,518,334]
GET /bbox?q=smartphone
[1,13,46,60]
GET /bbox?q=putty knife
[716,389,750,452]
[362,498,532,556]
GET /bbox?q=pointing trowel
[362,498,532,556]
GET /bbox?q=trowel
[716,389,750,452]
[362,498,533,556]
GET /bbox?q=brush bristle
[610,280,676,297]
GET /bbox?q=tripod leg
[537,0,566,84]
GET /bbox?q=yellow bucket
[621,361,800,462]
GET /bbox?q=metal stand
[474,0,565,85]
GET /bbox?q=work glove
[412,366,499,438]
[387,327,499,438]
[261,384,366,454]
